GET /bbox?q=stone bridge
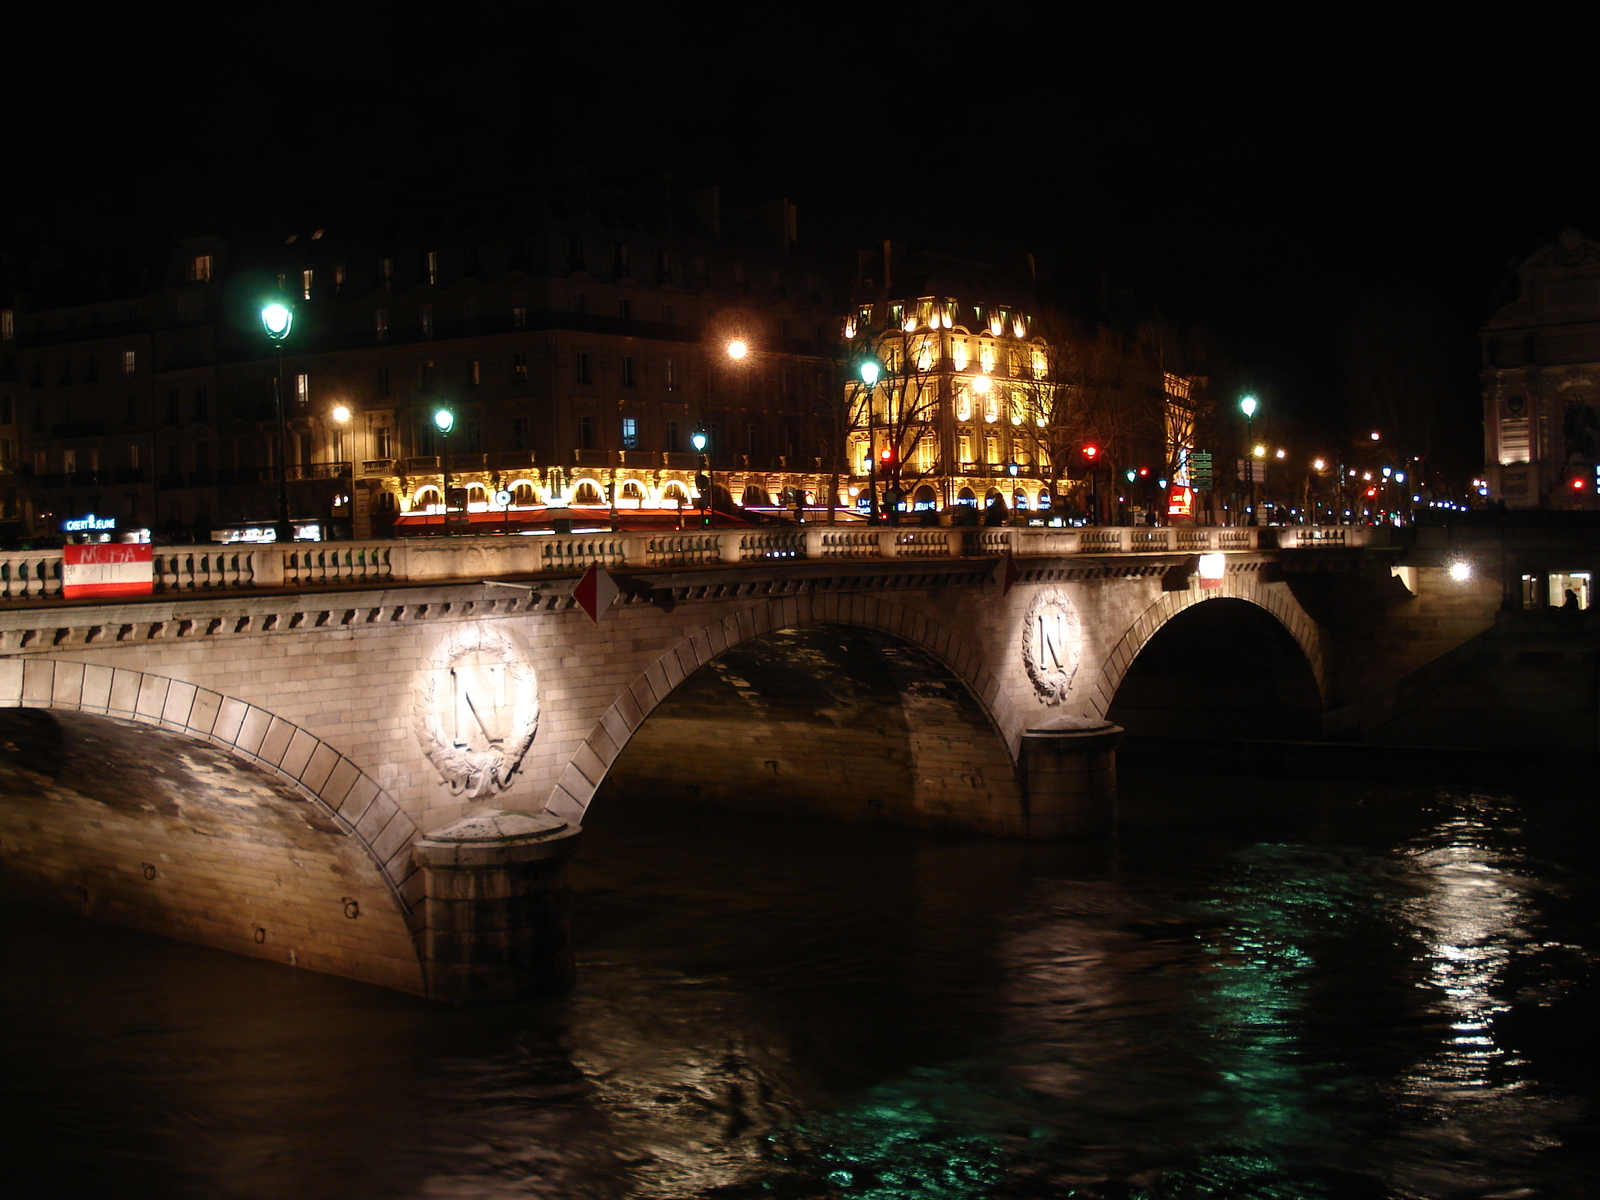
[0,523,1503,1000]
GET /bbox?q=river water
[2,768,1597,1199]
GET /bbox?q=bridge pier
[1020,717,1124,838]
[411,811,583,1003]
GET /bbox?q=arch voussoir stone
[1086,579,1328,713]
[0,657,422,930]
[562,593,1007,822]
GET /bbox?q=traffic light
[880,447,895,465]
[1082,445,1098,462]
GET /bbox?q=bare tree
[1341,293,1455,473]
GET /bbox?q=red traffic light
[1365,487,1378,498]
[1138,467,1149,477]
[880,447,894,463]
[1574,478,1587,491]
[1083,445,1098,460]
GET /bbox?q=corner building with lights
[0,178,843,542]
[841,250,1064,520]
[1481,227,1600,510]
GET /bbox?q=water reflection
[1,780,1596,1199]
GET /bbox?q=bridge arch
[1091,576,1328,731]
[548,592,1013,829]
[0,657,424,991]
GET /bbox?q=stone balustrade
[0,524,1376,602]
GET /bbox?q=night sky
[9,10,1594,475]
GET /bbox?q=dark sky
[9,9,1595,473]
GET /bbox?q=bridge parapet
[1,525,1377,604]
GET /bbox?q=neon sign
[63,513,116,532]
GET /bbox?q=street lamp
[1240,394,1259,525]
[434,407,455,536]
[691,427,711,528]
[858,357,882,524]
[261,299,295,542]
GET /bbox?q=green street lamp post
[858,357,881,524]
[691,427,710,528]
[1240,394,1259,526]
[434,407,455,536]
[260,300,294,542]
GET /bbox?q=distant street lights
[261,299,294,542]
[434,407,455,536]
[1240,394,1259,525]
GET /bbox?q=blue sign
[63,513,116,532]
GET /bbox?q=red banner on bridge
[62,543,154,599]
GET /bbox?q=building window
[421,304,434,338]
[746,422,759,454]
[295,373,310,405]
[194,442,210,473]
[1,310,13,341]
[425,250,438,286]
[63,448,76,475]
[564,235,584,273]
[122,350,137,376]
[513,303,527,329]
[512,352,528,382]
[189,255,212,283]
[375,308,388,341]
[656,250,672,283]
[376,365,390,399]
[578,415,594,449]
[166,389,180,423]
[380,257,394,289]
[611,242,630,277]
[375,426,392,459]
[470,358,481,386]
[959,434,972,464]
[620,355,636,387]
[301,269,313,300]
[85,355,98,383]
[334,263,345,291]
[512,416,528,450]
[665,358,679,391]
[621,416,638,449]
[575,351,591,385]
[665,419,678,452]
[419,360,434,390]
[194,386,208,422]
[464,420,481,453]
[618,298,631,328]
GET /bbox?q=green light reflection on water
[775,1072,1009,1200]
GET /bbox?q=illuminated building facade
[1481,228,1600,510]
[0,180,840,542]
[841,252,1064,519]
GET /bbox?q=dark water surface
[3,770,1599,1199]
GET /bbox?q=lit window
[301,269,313,300]
[512,352,527,382]
[375,308,388,341]
[189,255,212,283]
[122,350,137,376]
[665,358,679,391]
[620,355,636,387]
[955,388,972,422]
[425,250,438,286]
[380,257,394,289]
[295,373,310,405]
[621,416,638,449]
[421,304,433,338]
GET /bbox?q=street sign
[1190,451,1214,490]
[62,543,153,599]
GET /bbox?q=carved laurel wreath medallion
[1021,588,1082,705]
[414,623,539,798]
